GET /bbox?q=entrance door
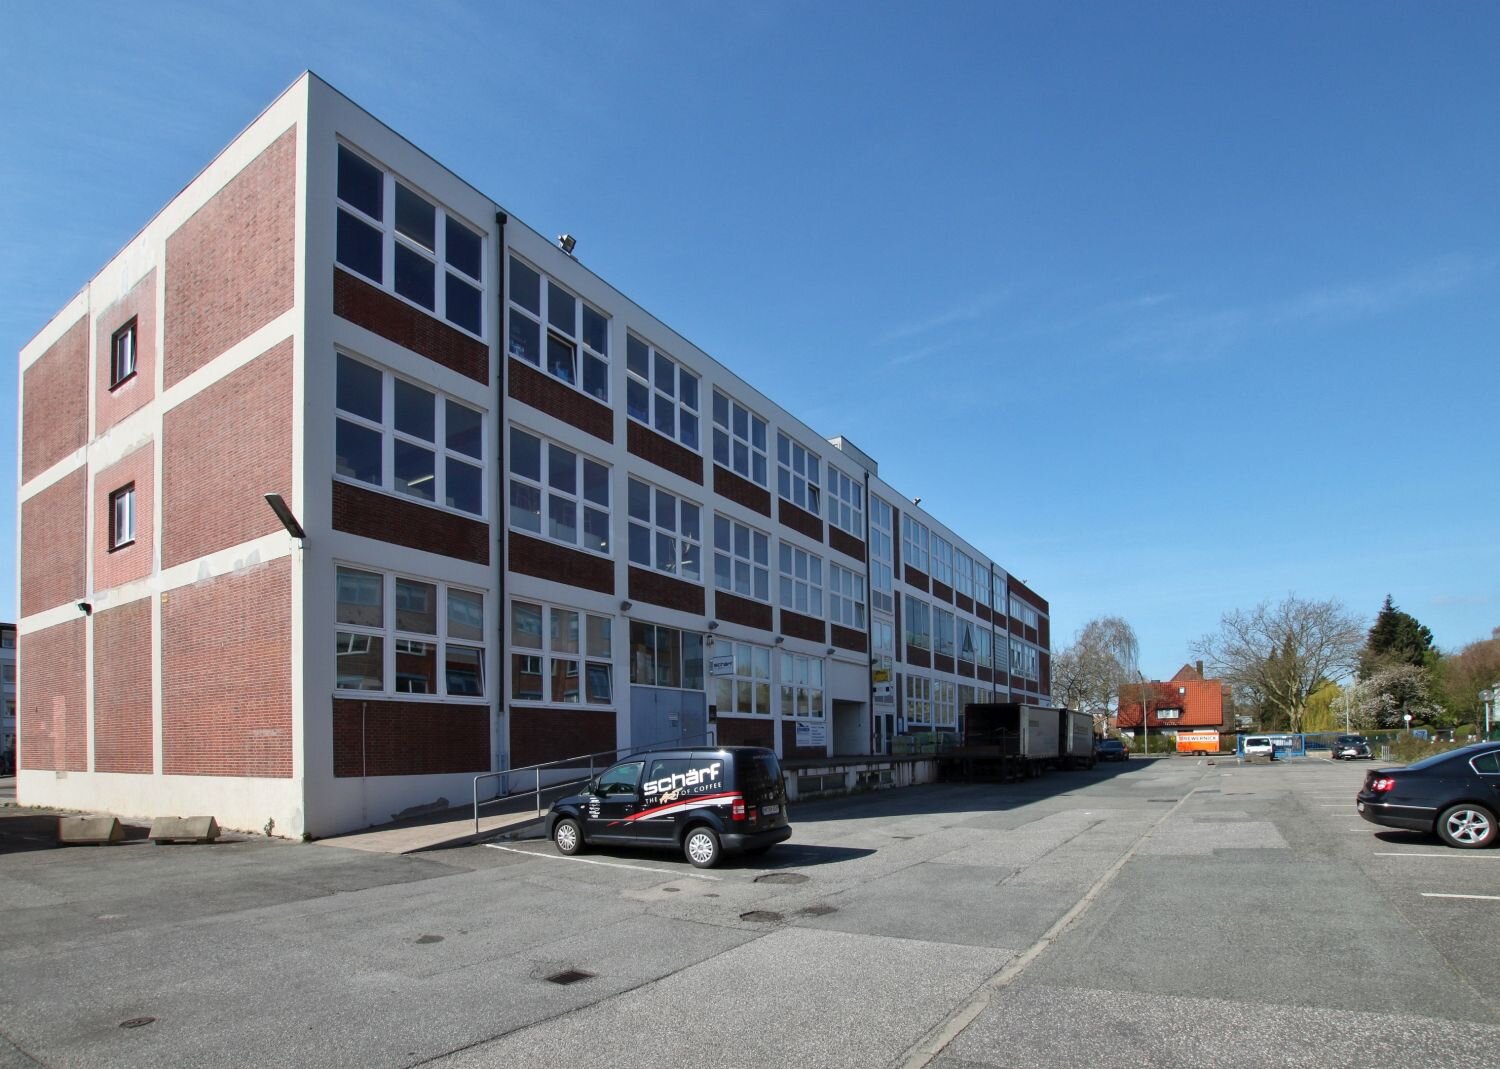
[630,686,708,750]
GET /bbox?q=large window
[110,319,137,388]
[976,627,992,670]
[933,679,957,728]
[511,602,612,704]
[931,536,953,586]
[713,640,771,715]
[827,466,863,538]
[904,674,931,725]
[336,145,484,336]
[1010,596,1039,628]
[1011,642,1039,680]
[711,391,768,486]
[779,653,824,718]
[955,551,973,599]
[829,563,865,630]
[974,562,991,608]
[872,617,895,706]
[869,496,894,613]
[626,335,699,449]
[108,484,136,550]
[902,515,929,574]
[776,433,821,513]
[904,595,930,651]
[506,256,609,402]
[628,479,701,582]
[778,543,823,616]
[958,618,977,666]
[336,567,485,697]
[712,514,770,602]
[508,428,609,553]
[336,354,485,516]
[629,623,704,690]
[933,608,955,658]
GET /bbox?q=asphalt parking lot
[0,756,1495,1068]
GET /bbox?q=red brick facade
[713,466,771,517]
[18,618,87,771]
[627,566,705,615]
[780,609,825,644]
[21,316,88,482]
[19,468,87,618]
[828,526,864,562]
[93,598,154,774]
[162,339,293,568]
[831,623,867,654]
[715,591,773,632]
[93,444,155,591]
[164,127,297,387]
[509,532,614,593]
[161,558,292,777]
[332,481,490,565]
[510,707,616,768]
[334,269,488,384]
[332,698,488,777]
[780,720,826,760]
[778,500,823,543]
[626,420,703,484]
[94,269,158,435]
[508,359,613,443]
[714,715,774,749]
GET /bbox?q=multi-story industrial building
[16,73,1051,837]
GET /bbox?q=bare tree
[1051,617,1140,732]
[1192,595,1364,735]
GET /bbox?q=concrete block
[149,816,220,844]
[58,816,125,845]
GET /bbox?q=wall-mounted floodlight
[620,600,633,613]
[76,602,92,616]
[556,233,577,255]
[264,494,306,540]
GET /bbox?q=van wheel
[553,817,585,856]
[683,826,721,868]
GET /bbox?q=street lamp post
[1140,671,1150,756]
[1480,687,1496,741]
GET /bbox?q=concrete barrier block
[149,816,220,843]
[58,816,125,845]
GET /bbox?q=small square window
[109,484,136,550]
[110,320,137,388]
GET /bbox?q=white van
[1243,736,1274,758]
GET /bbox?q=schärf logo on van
[643,761,723,803]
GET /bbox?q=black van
[546,746,792,868]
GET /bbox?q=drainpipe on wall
[493,211,509,794]
[863,470,875,755]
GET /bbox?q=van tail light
[731,796,746,822]
[1371,776,1397,793]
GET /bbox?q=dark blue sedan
[1357,742,1500,848]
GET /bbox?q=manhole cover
[119,1017,156,1029]
[415,934,444,944]
[797,904,837,917]
[546,969,595,985]
[739,910,783,923]
[754,872,809,885]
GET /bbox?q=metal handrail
[472,730,715,836]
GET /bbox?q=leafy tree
[1359,595,1436,677]
[1433,628,1500,730]
[1050,617,1140,732]
[1301,679,1343,733]
[1192,595,1364,734]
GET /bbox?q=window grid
[712,640,769,714]
[830,563,866,630]
[974,564,991,608]
[628,478,702,582]
[626,335,700,450]
[335,566,486,699]
[869,496,894,614]
[827,467,864,538]
[336,144,484,337]
[779,652,825,719]
[904,595,930,651]
[933,679,957,728]
[335,354,485,518]
[778,542,824,616]
[955,551,974,599]
[629,623,705,690]
[711,391,768,486]
[507,427,610,554]
[511,601,612,705]
[506,255,609,402]
[931,536,953,586]
[713,514,771,603]
[904,674,932,725]
[902,515,930,574]
[934,608,955,658]
[108,485,136,549]
[958,619,977,665]
[776,433,821,513]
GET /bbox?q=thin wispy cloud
[880,288,1010,344]
[1268,254,1493,326]
[884,343,948,369]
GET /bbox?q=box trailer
[963,703,1069,777]
[1060,709,1096,769]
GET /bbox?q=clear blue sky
[3,2,1496,677]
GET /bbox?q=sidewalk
[311,780,581,854]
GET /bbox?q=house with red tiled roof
[1115,662,1228,734]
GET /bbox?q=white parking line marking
[1420,893,1500,901]
[1319,804,1350,807]
[1376,852,1500,859]
[484,843,721,880]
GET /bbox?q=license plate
[1357,802,1364,812]
[762,804,780,816]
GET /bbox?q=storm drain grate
[739,910,783,923]
[546,969,595,986]
[754,872,809,885]
[119,1017,156,1029]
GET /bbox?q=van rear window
[741,753,784,799]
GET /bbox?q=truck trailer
[962,703,1096,776]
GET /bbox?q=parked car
[1332,735,1374,761]
[1095,738,1129,762]
[547,746,792,868]
[1356,742,1500,849]
[1242,736,1274,758]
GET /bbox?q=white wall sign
[708,654,735,677]
[795,721,827,747]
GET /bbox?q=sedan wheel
[1436,804,1497,849]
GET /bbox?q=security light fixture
[707,620,720,631]
[826,647,836,656]
[774,636,785,645]
[76,602,92,616]
[556,233,577,255]
[620,600,632,612]
[264,494,306,540]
